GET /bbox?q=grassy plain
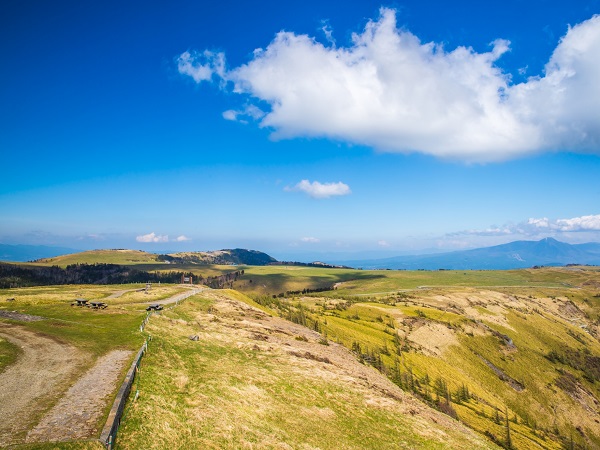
[0,284,185,356]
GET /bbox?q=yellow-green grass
[117,295,497,450]
[229,265,370,295]
[32,249,161,266]
[186,265,600,302]
[0,284,149,356]
[0,334,21,373]
[9,441,105,450]
[138,263,242,278]
[330,266,600,295]
[283,287,600,450]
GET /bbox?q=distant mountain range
[332,238,600,270]
[3,238,600,270]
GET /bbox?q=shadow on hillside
[235,271,386,295]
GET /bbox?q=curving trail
[146,286,206,306]
[0,324,87,446]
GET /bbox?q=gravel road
[0,323,87,446]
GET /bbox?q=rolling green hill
[32,248,278,267]
[35,249,161,266]
[3,256,599,449]
[229,265,600,450]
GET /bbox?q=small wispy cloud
[301,236,320,243]
[177,50,225,83]
[285,179,351,199]
[136,232,169,243]
[378,240,391,247]
[175,235,191,242]
[222,104,265,123]
[320,19,335,46]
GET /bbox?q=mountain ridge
[331,238,600,270]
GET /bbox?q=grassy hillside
[227,265,600,296]
[235,266,600,449]
[3,263,599,449]
[34,249,161,266]
[33,248,277,268]
[117,292,497,449]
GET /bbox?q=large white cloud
[179,8,600,162]
[285,179,351,199]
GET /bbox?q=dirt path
[26,349,133,443]
[0,323,87,447]
[148,287,206,306]
[105,288,145,299]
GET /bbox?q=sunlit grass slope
[34,249,161,266]
[237,266,600,450]
[118,293,498,449]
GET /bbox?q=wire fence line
[101,287,203,449]
[99,340,147,450]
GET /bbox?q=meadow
[2,252,600,449]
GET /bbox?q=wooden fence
[99,340,147,449]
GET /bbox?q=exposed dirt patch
[0,310,45,322]
[407,321,458,356]
[26,349,133,443]
[0,323,88,446]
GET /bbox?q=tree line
[0,262,242,289]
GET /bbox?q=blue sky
[1,0,600,261]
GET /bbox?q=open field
[232,265,600,296]
[33,249,162,266]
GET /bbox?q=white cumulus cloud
[175,235,191,242]
[285,179,351,199]
[179,9,600,162]
[136,232,169,243]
